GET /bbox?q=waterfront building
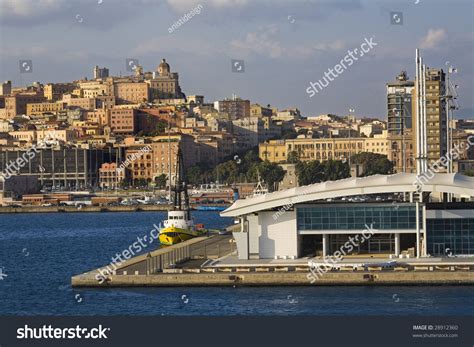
[125,134,196,185]
[99,162,124,189]
[0,175,39,206]
[222,173,474,260]
[0,146,119,189]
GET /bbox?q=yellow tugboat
[159,148,204,245]
[159,211,200,245]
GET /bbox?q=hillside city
[0,59,473,206]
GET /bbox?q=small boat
[159,148,205,246]
[159,210,201,245]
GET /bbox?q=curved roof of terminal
[221,173,474,217]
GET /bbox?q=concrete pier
[0,204,228,214]
[71,234,474,287]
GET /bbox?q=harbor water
[0,212,472,316]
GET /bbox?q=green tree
[323,160,350,181]
[134,178,148,187]
[286,150,300,164]
[296,160,323,185]
[215,160,239,184]
[351,152,393,176]
[296,160,350,185]
[258,161,286,191]
[154,174,167,188]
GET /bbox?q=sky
[0,0,473,119]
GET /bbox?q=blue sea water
[0,212,473,316]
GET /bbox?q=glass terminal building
[222,174,474,260]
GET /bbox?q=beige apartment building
[114,82,148,104]
[99,162,125,189]
[3,93,45,119]
[8,130,37,144]
[259,135,389,163]
[44,83,77,101]
[36,129,76,143]
[109,108,136,134]
[85,109,109,126]
[26,102,65,116]
[62,95,96,110]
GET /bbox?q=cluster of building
[222,53,474,261]
[0,59,300,204]
[1,58,473,207]
[259,70,474,176]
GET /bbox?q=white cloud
[166,0,248,12]
[419,28,447,49]
[230,25,283,59]
[0,0,67,17]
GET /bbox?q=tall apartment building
[386,71,415,173]
[147,59,185,101]
[93,65,109,79]
[415,67,447,165]
[125,134,196,184]
[109,108,136,134]
[214,96,250,120]
[0,81,12,95]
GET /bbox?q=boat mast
[168,113,172,203]
[172,147,191,220]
